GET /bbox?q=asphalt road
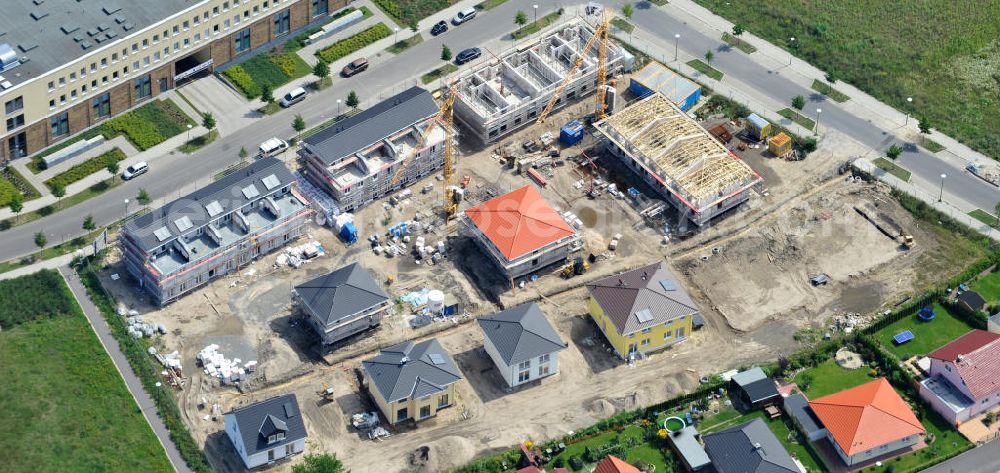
[921,437,1000,473]
[3,0,996,261]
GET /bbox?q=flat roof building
[0,0,350,162]
[120,157,311,306]
[453,19,633,144]
[300,86,446,213]
[594,92,762,227]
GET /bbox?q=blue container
[560,120,585,146]
[339,222,358,244]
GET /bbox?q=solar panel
[153,226,171,242]
[659,280,677,291]
[205,200,224,217]
[173,216,193,232]
[241,184,260,199]
[260,174,281,190]
[635,309,654,323]
[893,330,914,345]
[428,353,446,365]
[283,402,296,418]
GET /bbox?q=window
[420,405,431,419]
[59,77,66,86]
[274,9,290,35]
[51,112,69,137]
[142,39,149,49]
[153,34,159,43]
[70,72,77,81]
[112,53,118,63]
[212,6,219,15]
[93,93,111,119]
[641,327,652,334]
[134,75,152,100]
[6,114,24,132]
[101,58,108,68]
[518,369,530,383]
[224,19,231,29]
[233,27,253,54]
[538,364,550,377]
[172,25,179,36]
[663,330,672,340]
[312,0,328,16]
[71,89,78,99]
[154,51,161,62]
[641,338,651,346]
[285,444,294,456]
[234,14,240,25]
[267,449,275,461]
[60,94,67,105]
[49,99,55,109]
[676,327,685,338]
[5,96,23,114]
[112,71,119,80]
[438,394,449,408]
[538,353,550,364]
[518,360,530,370]
[183,20,189,30]
[48,81,55,91]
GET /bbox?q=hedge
[45,148,127,190]
[222,65,260,98]
[0,269,78,327]
[223,52,310,99]
[316,23,392,63]
[72,254,212,473]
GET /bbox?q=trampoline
[918,307,936,321]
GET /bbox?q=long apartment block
[0,0,350,162]
[453,19,633,144]
[300,86,446,213]
[120,157,311,306]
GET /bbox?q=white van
[258,138,289,158]
[122,161,149,180]
[452,8,476,25]
[280,87,307,108]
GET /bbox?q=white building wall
[245,438,306,469]
[930,360,977,400]
[919,382,967,425]
[828,432,920,466]
[224,414,249,467]
[482,336,560,388]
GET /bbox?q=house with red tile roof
[462,185,580,278]
[919,329,1000,424]
[809,378,925,466]
[593,455,642,473]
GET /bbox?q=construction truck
[320,383,335,402]
[560,256,590,278]
[897,234,915,250]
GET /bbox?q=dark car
[430,20,448,36]
[455,47,481,65]
[341,57,369,77]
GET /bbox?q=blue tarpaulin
[339,222,358,243]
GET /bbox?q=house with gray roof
[730,367,780,413]
[702,418,801,473]
[224,394,307,469]
[120,157,310,305]
[301,86,444,212]
[478,302,567,388]
[361,338,463,424]
[293,263,390,346]
[665,425,711,471]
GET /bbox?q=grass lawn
[810,79,850,102]
[0,166,41,205]
[550,425,670,472]
[178,131,218,154]
[686,59,724,80]
[777,108,816,130]
[890,410,972,473]
[967,209,998,227]
[873,302,976,359]
[650,0,669,4]
[692,0,1000,161]
[793,358,876,399]
[475,0,508,10]
[0,275,172,472]
[373,0,450,27]
[224,52,311,99]
[258,102,282,115]
[421,63,459,84]
[971,270,1000,302]
[873,157,912,182]
[512,12,562,40]
[921,137,946,153]
[722,32,757,54]
[0,179,120,231]
[612,18,635,34]
[386,33,423,54]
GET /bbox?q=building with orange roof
[593,455,642,473]
[809,378,925,466]
[462,185,580,278]
[919,329,1000,424]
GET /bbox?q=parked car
[455,47,482,65]
[452,8,476,25]
[341,57,369,77]
[122,161,149,180]
[430,20,448,36]
[280,87,307,108]
[258,138,289,158]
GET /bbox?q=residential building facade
[478,302,567,388]
[0,0,349,162]
[361,339,463,424]
[919,330,1000,424]
[293,262,390,345]
[586,261,698,359]
[224,394,307,469]
[120,157,310,305]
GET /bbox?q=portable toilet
[560,120,584,146]
[339,222,358,244]
[768,132,793,158]
[745,113,771,141]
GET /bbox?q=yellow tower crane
[535,11,613,125]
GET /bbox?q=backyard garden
[872,302,978,360]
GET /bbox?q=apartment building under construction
[453,19,633,144]
[595,92,762,227]
[300,86,445,212]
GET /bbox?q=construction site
[92,17,991,473]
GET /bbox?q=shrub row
[45,148,127,190]
[73,255,212,473]
[316,23,392,63]
[104,114,163,151]
[0,177,18,208]
[0,269,78,327]
[222,65,260,98]
[372,0,403,21]
[223,52,310,98]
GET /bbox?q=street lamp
[336,99,342,117]
[186,123,192,141]
[905,96,913,126]
[394,26,400,44]
[674,34,680,61]
[814,108,822,135]
[533,4,538,24]
[938,173,947,202]
[124,199,129,220]
[788,37,795,65]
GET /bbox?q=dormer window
[266,432,285,443]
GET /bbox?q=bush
[270,53,299,77]
[104,115,163,151]
[568,456,584,470]
[316,23,392,63]
[45,148,127,190]
[0,177,18,207]
[223,65,261,98]
[0,269,78,327]
[373,0,403,21]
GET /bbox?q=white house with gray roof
[478,302,567,388]
[224,394,307,469]
[361,338,463,424]
[293,262,390,346]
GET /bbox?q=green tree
[293,114,306,139]
[918,117,931,135]
[8,192,23,224]
[346,90,359,109]
[886,143,903,160]
[106,161,120,183]
[34,231,47,249]
[137,188,151,206]
[83,215,96,231]
[51,182,66,208]
[514,10,528,31]
[261,84,274,105]
[792,95,806,110]
[313,60,330,84]
[801,137,818,153]
[291,454,348,473]
[622,3,634,19]
[239,146,249,163]
[441,45,452,61]
[825,71,838,84]
[732,24,745,44]
[704,50,714,64]
[994,201,1000,229]
[201,112,216,138]
[407,18,418,33]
